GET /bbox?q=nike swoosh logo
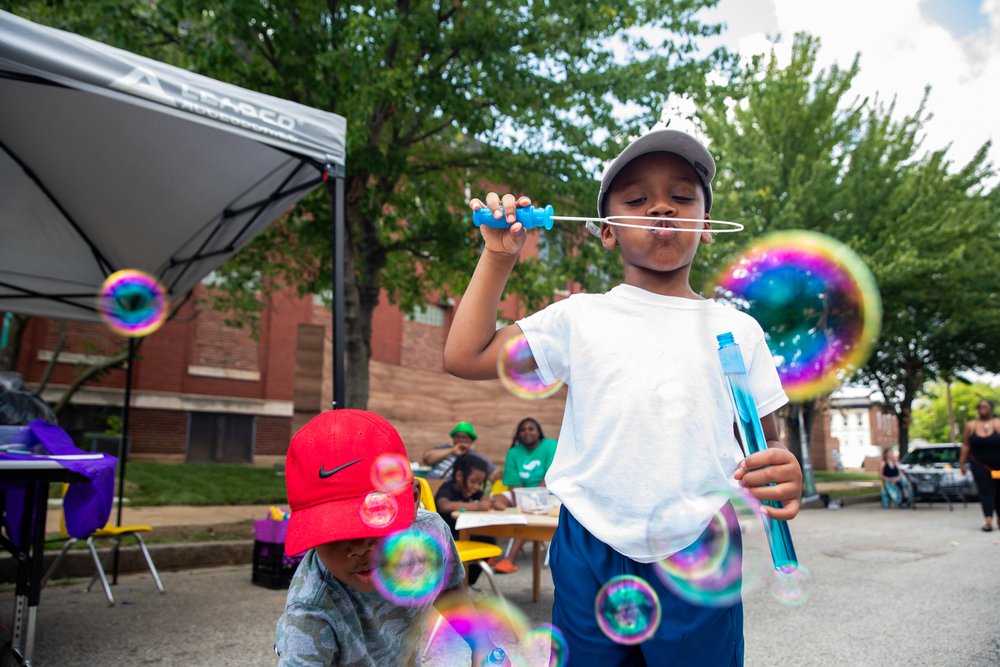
[318,458,363,479]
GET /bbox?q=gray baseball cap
[597,128,716,217]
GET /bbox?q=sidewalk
[9,479,881,582]
[44,503,276,532]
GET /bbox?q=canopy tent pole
[112,336,137,583]
[329,169,346,410]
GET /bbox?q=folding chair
[417,477,505,658]
[41,485,164,605]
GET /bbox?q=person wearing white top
[444,127,803,666]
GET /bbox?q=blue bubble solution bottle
[717,332,799,571]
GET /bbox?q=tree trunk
[897,404,911,456]
[343,267,373,410]
[784,403,805,462]
[0,313,29,372]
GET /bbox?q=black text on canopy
[0,9,349,524]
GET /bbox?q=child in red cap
[274,409,499,666]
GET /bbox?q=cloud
[706,0,998,177]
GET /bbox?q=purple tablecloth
[1,420,117,547]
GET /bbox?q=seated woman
[433,455,497,585]
[880,447,910,508]
[489,417,557,574]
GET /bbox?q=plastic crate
[251,540,302,589]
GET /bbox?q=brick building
[11,233,569,470]
[11,233,843,472]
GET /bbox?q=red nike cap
[284,409,415,555]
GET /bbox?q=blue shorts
[550,505,744,667]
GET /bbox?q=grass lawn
[121,462,288,506]
[813,470,878,483]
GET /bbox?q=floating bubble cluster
[497,333,564,400]
[372,527,449,606]
[647,489,768,608]
[359,491,398,529]
[370,453,413,494]
[97,269,168,337]
[709,231,881,401]
[594,575,661,645]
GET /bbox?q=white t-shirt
[518,284,788,562]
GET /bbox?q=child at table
[444,128,803,665]
[274,410,504,666]
[433,454,499,586]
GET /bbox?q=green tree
[911,381,1000,442]
[841,110,1000,453]
[7,0,728,407]
[693,34,865,466]
[693,32,1000,460]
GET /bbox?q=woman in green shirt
[492,417,557,573]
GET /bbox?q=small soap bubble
[769,563,811,606]
[523,623,568,667]
[497,333,564,400]
[97,269,168,337]
[372,528,449,606]
[648,489,768,608]
[371,453,413,494]
[359,491,398,528]
[708,230,882,401]
[594,575,661,645]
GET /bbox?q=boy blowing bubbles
[444,129,802,665]
[275,410,504,666]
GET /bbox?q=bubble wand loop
[716,332,799,572]
[472,205,744,235]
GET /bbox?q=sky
[691,0,999,178]
[699,0,999,389]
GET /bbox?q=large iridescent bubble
[97,269,168,337]
[708,231,881,401]
[372,527,450,606]
[647,489,769,608]
[594,575,661,645]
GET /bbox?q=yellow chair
[42,486,164,605]
[416,477,504,593]
[417,477,505,658]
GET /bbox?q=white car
[899,442,977,501]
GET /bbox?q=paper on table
[454,511,528,531]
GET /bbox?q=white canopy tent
[0,9,348,520]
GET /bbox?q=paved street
[4,501,998,666]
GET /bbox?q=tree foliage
[910,381,1000,443]
[693,33,999,457]
[6,0,728,407]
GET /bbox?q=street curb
[0,540,253,584]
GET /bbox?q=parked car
[899,442,977,501]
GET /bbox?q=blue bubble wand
[472,205,744,236]
[716,331,798,572]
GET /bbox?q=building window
[187,412,256,463]
[406,304,445,327]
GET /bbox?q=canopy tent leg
[111,336,137,583]
[328,171,346,410]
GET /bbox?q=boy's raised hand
[469,193,532,256]
[733,448,802,520]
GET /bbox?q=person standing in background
[960,399,1000,532]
